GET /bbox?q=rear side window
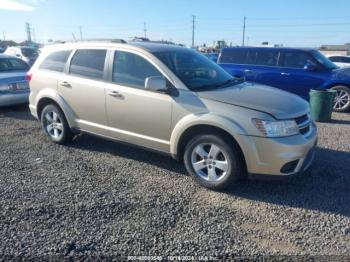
[112,51,162,89]
[70,49,107,79]
[279,51,311,68]
[328,56,341,62]
[0,58,29,72]
[255,50,279,66]
[341,57,350,63]
[39,50,72,72]
[219,49,248,64]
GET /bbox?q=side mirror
[304,62,317,71]
[16,54,21,58]
[145,76,168,92]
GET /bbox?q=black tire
[183,134,244,190]
[332,86,350,112]
[40,104,74,144]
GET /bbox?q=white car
[328,55,350,68]
[4,46,39,66]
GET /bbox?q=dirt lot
[0,105,349,259]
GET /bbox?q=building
[319,44,350,56]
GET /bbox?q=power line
[192,15,196,47]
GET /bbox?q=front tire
[41,104,74,144]
[184,134,243,190]
[332,86,350,112]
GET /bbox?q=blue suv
[218,47,350,112]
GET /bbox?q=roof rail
[59,38,127,44]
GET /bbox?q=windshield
[0,58,29,72]
[310,50,338,70]
[21,47,39,58]
[154,49,241,91]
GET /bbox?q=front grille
[295,114,312,136]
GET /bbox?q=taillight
[26,72,32,81]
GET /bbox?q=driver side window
[112,51,162,89]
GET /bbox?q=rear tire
[183,134,243,190]
[41,104,74,144]
[332,86,350,112]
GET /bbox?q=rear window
[21,47,38,57]
[255,50,279,66]
[39,50,72,72]
[219,49,248,64]
[69,49,107,80]
[0,58,29,72]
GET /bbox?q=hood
[0,71,27,84]
[331,67,350,80]
[197,82,309,119]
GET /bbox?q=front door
[105,50,172,152]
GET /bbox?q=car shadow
[69,134,350,217]
[225,147,350,218]
[0,104,34,121]
[68,134,187,175]
[331,118,350,125]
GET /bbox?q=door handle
[107,90,124,98]
[281,72,291,76]
[244,69,253,73]
[59,81,71,88]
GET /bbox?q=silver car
[0,54,30,106]
[28,42,317,190]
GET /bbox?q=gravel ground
[0,105,349,260]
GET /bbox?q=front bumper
[0,91,29,107]
[237,122,317,177]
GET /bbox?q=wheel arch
[34,89,76,128]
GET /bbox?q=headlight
[252,118,299,137]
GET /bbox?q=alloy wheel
[44,111,64,140]
[334,89,350,111]
[191,143,229,182]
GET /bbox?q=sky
[0,0,350,47]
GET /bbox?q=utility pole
[242,16,246,46]
[72,32,77,42]
[32,27,36,42]
[79,26,83,40]
[192,15,196,48]
[143,22,147,38]
[25,22,32,43]
[2,31,5,41]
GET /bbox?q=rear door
[218,49,252,79]
[245,49,281,86]
[58,48,109,135]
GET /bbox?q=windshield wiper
[193,78,241,91]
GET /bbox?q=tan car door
[58,48,109,135]
[105,50,172,152]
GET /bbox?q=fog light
[280,160,299,174]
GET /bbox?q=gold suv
[29,41,317,190]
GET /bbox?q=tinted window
[255,50,279,66]
[21,47,38,57]
[310,50,337,69]
[70,49,106,79]
[112,51,162,89]
[219,49,248,64]
[39,50,71,72]
[280,51,312,68]
[343,57,350,63]
[0,58,29,72]
[328,56,342,62]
